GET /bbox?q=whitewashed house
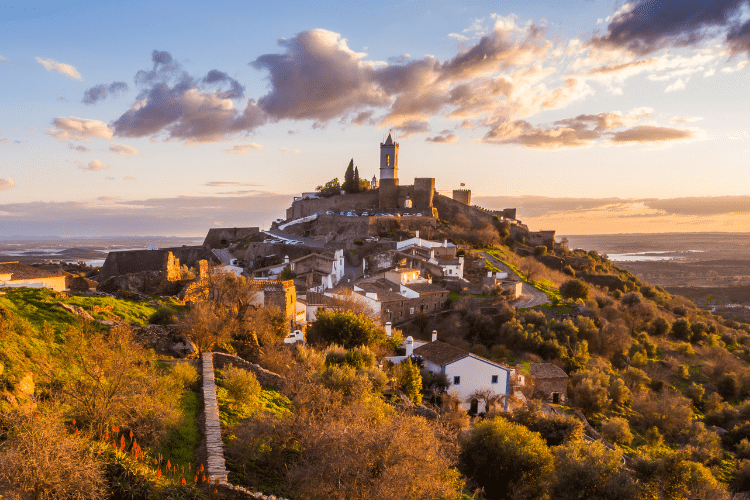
[389,332,511,412]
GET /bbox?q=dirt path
[481,252,549,309]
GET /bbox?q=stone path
[201,352,228,484]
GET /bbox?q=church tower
[379,132,398,181]
[378,132,400,209]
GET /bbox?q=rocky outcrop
[132,325,198,358]
[53,302,95,321]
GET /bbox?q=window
[491,375,498,384]
[410,307,414,314]
[386,154,390,166]
[453,376,460,385]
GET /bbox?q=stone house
[252,250,345,293]
[528,362,569,404]
[0,262,67,291]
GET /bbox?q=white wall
[441,355,509,410]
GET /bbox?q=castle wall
[413,178,435,210]
[202,227,259,249]
[433,193,496,227]
[286,190,379,219]
[99,246,211,281]
[379,179,400,209]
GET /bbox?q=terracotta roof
[404,282,447,294]
[305,291,341,306]
[413,341,470,366]
[354,282,404,302]
[0,262,64,280]
[529,362,568,379]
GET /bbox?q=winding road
[480,252,549,309]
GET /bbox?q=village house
[528,362,569,404]
[0,262,67,292]
[252,249,345,293]
[388,331,511,412]
[328,267,449,325]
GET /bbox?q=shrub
[559,279,589,302]
[459,417,553,500]
[0,410,106,500]
[222,365,261,407]
[601,417,633,445]
[534,245,548,257]
[149,306,178,325]
[170,362,200,390]
[649,317,671,336]
[306,311,386,349]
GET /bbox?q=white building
[390,333,511,412]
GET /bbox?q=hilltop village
[5,136,750,499]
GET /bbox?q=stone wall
[286,190,379,219]
[452,189,471,205]
[203,227,260,249]
[100,246,211,281]
[413,178,435,210]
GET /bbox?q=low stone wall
[201,353,292,499]
[212,353,286,389]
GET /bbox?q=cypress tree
[344,159,355,193]
[353,166,361,193]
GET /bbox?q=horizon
[2,0,750,236]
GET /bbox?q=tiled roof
[529,362,568,379]
[413,341,470,367]
[0,262,64,280]
[305,291,340,306]
[404,282,446,294]
[355,282,404,302]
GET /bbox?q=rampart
[203,227,259,249]
[452,189,471,205]
[99,246,212,281]
[286,190,379,219]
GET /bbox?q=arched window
[386,154,390,167]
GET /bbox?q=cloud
[224,143,262,154]
[448,33,469,42]
[205,181,265,187]
[394,120,430,137]
[280,147,300,154]
[35,56,82,80]
[82,81,129,105]
[670,116,703,123]
[111,50,266,143]
[591,0,750,55]
[0,178,14,190]
[47,117,114,141]
[79,159,110,171]
[609,125,695,143]
[109,143,139,156]
[426,130,458,143]
[68,143,89,152]
[0,55,8,63]
[664,78,687,92]
[97,196,120,201]
[483,119,600,148]
[124,175,136,181]
[251,29,389,121]
[644,195,750,216]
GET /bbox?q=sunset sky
[2,0,750,237]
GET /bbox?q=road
[262,229,326,248]
[480,251,549,309]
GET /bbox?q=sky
[1,0,750,237]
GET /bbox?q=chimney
[430,248,435,260]
[443,239,448,247]
[415,230,419,238]
[405,336,414,357]
[487,271,492,277]
[432,330,437,342]
[385,322,392,337]
[284,255,289,264]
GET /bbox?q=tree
[560,279,589,301]
[306,311,386,349]
[459,417,553,500]
[548,442,638,500]
[672,318,692,341]
[315,178,341,197]
[353,165,361,193]
[398,358,423,405]
[343,159,355,193]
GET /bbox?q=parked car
[326,210,335,215]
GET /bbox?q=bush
[306,311,386,349]
[149,305,178,325]
[222,365,261,406]
[534,245,548,257]
[559,279,589,302]
[649,317,671,336]
[0,410,107,500]
[459,417,553,500]
[170,362,200,390]
[601,417,633,445]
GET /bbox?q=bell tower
[379,132,398,181]
[378,132,400,209]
